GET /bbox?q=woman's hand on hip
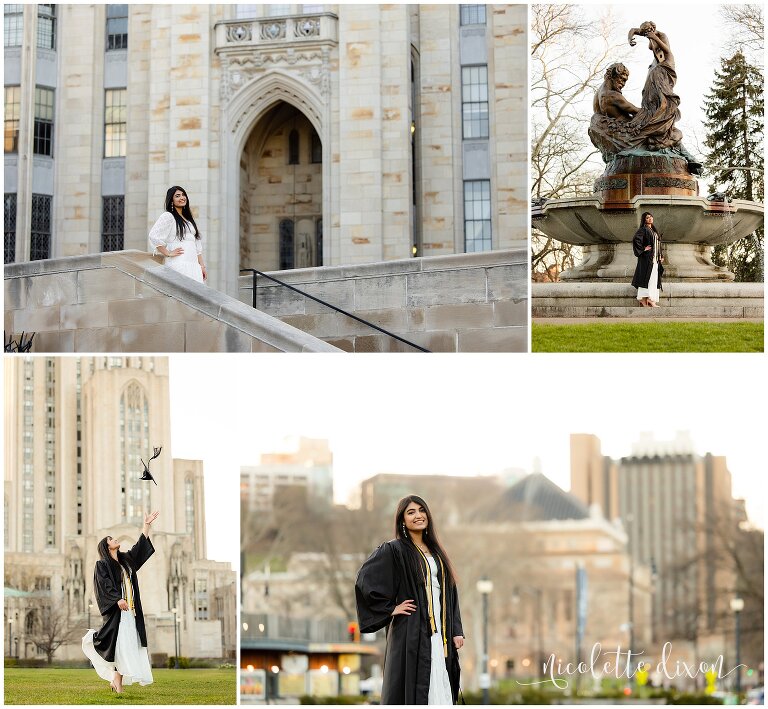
[453,636,464,650]
[117,599,129,611]
[644,246,652,251]
[392,600,417,616]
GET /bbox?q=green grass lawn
[532,321,764,353]
[4,668,236,705]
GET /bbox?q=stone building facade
[4,4,527,296]
[3,356,236,661]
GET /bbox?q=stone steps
[533,305,762,318]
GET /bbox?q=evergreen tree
[703,51,764,282]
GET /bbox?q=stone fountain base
[532,281,763,319]
[561,243,735,281]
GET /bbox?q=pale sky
[544,2,757,185]
[169,354,767,568]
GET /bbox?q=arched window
[120,381,150,524]
[315,218,323,267]
[279,219,294,270]
[288,129,300,165]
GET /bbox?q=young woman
[148,186,207,283]
[82,511,159,694]
[355,496,464,705]
[632,211,664,307]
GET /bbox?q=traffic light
[348,622,359,642]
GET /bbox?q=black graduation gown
[631,226,663,290]
[355,539,464,705]
[92,534,155,663]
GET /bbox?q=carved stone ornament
[226,24,252,43]
[261,21,286,40]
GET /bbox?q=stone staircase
[532,282,764,319]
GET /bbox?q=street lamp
[730,597,744,696]
[477,577,494,705]
[172,607,180,669]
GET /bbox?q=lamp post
[172,607,180,668]
[477,577,494,705]
[730,597,744,696]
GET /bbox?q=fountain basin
[531,195,763,247]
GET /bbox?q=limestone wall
[4,251,340,352]
[239,245,528,352]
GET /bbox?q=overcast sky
[170,354,766,566]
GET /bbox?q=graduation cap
[139,446,162,485]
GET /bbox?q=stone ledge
[5,250,341,353]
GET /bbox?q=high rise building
[3,356,236,660]
[3,4,527,294]
[570,432,740,655]
[241,436,333,513]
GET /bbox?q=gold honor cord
[415,547,448,657]
[121,567,136,617]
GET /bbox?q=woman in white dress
[82,511,159,694]
[356,496,464,705]
[148,186,207,283]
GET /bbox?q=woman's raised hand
[144,511,159,526]
[392,600,417,616]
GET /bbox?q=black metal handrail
[240,268,429,352]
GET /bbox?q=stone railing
[238,246,529,352]
[4,251,340,353]
[213,13,338,53]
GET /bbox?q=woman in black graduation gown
[356,495,464,705]
[631,211,664,307]
[82,511,159,694]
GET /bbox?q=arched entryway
[239,102,323,272]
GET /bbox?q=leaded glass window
[36,4,56,50]
[34,87,54,156]
[4,4,23,47]
[104,88,127,157]
[4,193,16,263]
[461,65,489,139]
[106,4,128,50]
[30,194,52,260]
[279,219,294,270]
[102,196,124,252]
[460,5,486,26]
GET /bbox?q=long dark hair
[97,536,131,576]
[395,495,456,588]
[164,186,201,240]
[639,211,659,235]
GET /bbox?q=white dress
[148,211,204,283]
[637,232,660,303]
[82,566,153,687]
[426,555,453,705]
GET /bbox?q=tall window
[461,66,489,139]
[102,196,125,251]
[30,194,52,260]
[460,5,486,26]
[463,180,492,252]
[267,4,290,16]
[288,129,299,165]
[5,86,21,153]
[45,359,56,547]
[194,576,209,620]
[279,218,294,270]
[310,131,322,163]
[104,88,127,157]
[22,359,35,552]
[36,4,56,50]
[120,382,150,525]
[106,5,128,50]
[34,87,54,156]
[4,4,23,47]
[4,193,16,264]
[185,478,195,533]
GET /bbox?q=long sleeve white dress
[426,555,454,705]
[148,211,204,283]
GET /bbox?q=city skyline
[169,355,766,532]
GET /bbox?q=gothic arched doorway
[240,102,323,272]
